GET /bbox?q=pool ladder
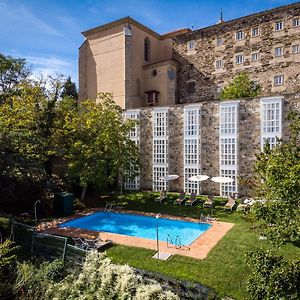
[104,202,114,211]
[167,234,190,250]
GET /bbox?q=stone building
[79,3,300,196]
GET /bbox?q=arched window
[144,37,150,62]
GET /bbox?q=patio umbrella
[188,175,209,182]
[211,176,234,198]
[159,175,179,181]
[211,176,234,183]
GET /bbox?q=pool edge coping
[37,208,235,260]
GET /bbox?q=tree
[0,76,64,180]
[252,111,300,246]
[54,93,140,200]
[60,76,78,100]
[0,53,31,104]
[219,72,261,100]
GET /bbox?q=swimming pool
[59,212,211,245]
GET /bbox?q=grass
[2,192,299,299]
[85,191,300,300]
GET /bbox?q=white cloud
[24,55,76,81]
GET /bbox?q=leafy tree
[0,53,31,104]
[54,93,140,200]
[253,111,300,246]
[60,76,78,100]
[219,72,261,100]
[246,249,300,300]
[0,79,63,179]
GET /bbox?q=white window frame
[251,52,259,62]
[183,105,201,194]
[235,54,244,64]
[274,47,283,57]
[153,108,169,191]
[274,75,284,86]
[187,40,195,52]
[216,59,223,69]
[251,27,260,37]
[124,110,140,190]
[219,102,239,196]
[260,97,283,150]
[292,18,299,27]
[216,37,223,46]
[275,20,284,31]
[292,44,300,54]
[236,30,244,41]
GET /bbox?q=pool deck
[37,209,234,260]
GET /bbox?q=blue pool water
[59,212,211,245]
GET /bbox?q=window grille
[124,110,140,190]
[183,106,201,194]
[219,102,239,196]
[260,97,283,150]
[153,109,168,191]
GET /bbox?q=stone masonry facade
[135,95,300,196]
[173,3,300,103]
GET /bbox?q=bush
[14,259,65,299]
[46,251,179,300]
[0,240,18,298]
[246,248,300,300]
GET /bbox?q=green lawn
[90,191,300,300]
[2,192,299,299]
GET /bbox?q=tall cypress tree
[60,76,78,100]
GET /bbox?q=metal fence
[11,220,87,264]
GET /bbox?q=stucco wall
[79,25,126,107]
[125,24,172,109]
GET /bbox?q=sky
[0,0,299,83]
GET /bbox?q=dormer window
[144,37,150,62]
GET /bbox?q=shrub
[14,259,65,299]
[0,239,18,298]
[246,248,300,300]
[46,251,179,300]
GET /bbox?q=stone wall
[134,94,300,196]
[173,3,300,103]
